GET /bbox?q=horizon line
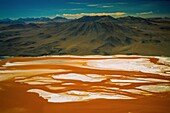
[0,15,170,20]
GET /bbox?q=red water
[0,56,170,113]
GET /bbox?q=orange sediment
[0,55,170,113]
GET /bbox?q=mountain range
[0,17,68,24]
[0,16,170,56]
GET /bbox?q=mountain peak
[119,16,146,20]
[53,17,67,20]
[97,16,117,22]
[75,15,114,22]
[118,16,149,23]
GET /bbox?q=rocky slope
[0,16,170,56]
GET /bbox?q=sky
[0,0,170,19]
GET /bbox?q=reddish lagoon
[0,55,170,113]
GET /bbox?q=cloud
[100,5,114,8]
[137,11,153,15]
[87,4,99,7]
[57,12,126,19]
[69,2,121,9]
[86,4,114,8]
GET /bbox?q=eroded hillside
[0,16,170,56]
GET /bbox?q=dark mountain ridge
[0,16,170,56]
[0,16,68,24]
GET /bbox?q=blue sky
[0,0,170,19]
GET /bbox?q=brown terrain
[0,16,170,56]
[0,55,170,113]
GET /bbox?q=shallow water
[0,55,170,113]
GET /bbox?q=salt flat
[0,55,170,113]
